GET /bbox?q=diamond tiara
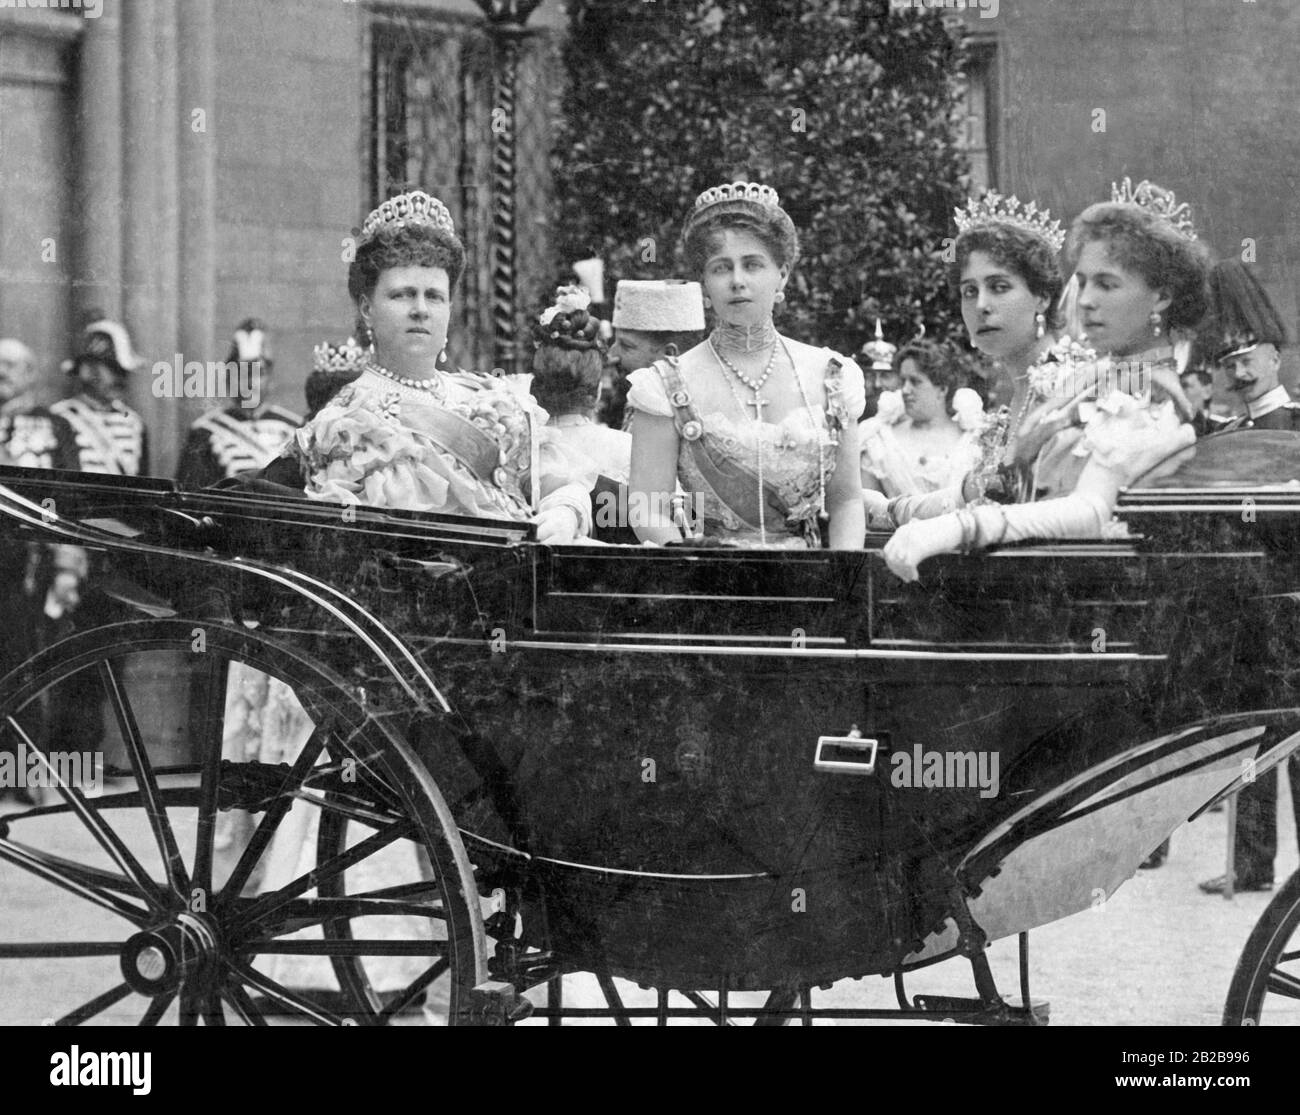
[1110,177,1197,241]
[312,337,366,374]
[360,190,456,243]
[692,181,781,214]
[954,191,1065,253]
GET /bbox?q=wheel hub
[120,913,220,995]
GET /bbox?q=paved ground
[1,785,1295,1027]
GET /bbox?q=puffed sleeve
[625,366,674,418]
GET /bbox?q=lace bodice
[627,338,865,546]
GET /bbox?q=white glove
[883,492,1112,582]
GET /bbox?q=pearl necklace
[364,358,446,400]
[708,338,779,420]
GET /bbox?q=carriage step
[913,994,1050,1026]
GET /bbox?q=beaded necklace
[364,357,446,401]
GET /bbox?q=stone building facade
[953,0,1300,390]
[0,0,565,475]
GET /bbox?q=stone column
[75,0,123,322]
[177,0,216,389]
[121,0,179,472]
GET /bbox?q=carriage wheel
[0,619,486,1025]
[1222,869,1300,1025]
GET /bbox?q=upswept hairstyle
[530,303,607,415]
[680,199,800,276]
[347,224,467,303]
[950,224,1065,330]
[891,339,966,404]
[1066,203,1211,333]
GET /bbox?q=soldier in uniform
[1197,259,1300,893]
[176,319,301,487]
[1179,363,1233,438]
[0,338,79,470]
[1205,260,1300,433]
[53,320,149,476]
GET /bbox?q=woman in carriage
[625,181,866,549]
[288,190,595,544]
[878,180,1207,582]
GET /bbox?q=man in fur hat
[53,319,149,475]
[601,279,706,430]
[176,318,301,488]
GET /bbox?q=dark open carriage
[1,429,1299,1025]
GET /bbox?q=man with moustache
[1206,261,1300,433]
[600,279,705,430]
[1197,260,1300,893]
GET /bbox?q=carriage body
[2,429,1299,1022]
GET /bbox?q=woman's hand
[863,488,894,531]
[535,504,582,544]
[881,515,964,583]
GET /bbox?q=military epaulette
[262,404,303,424]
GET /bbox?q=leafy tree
[552,0,973,356]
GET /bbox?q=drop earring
[438,348,448,365]
[1149,310,1163,338]
[1035,312,1046,340]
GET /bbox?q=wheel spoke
[0,839,144,896]
[230,894,448,935]
[178,983,202,1027]
[139,991,175,1026]
[221,725,329,900]
[220,981,267,1026]
[54,982,134,1026]
[203,992,226,1027]
[4,716,165,909]
[98,660,191,898]
[0,942,122,958]
[1266,966,1300,1002]
[233,818,418,930]
[596,972,632,1027]
[239,940,450,957]
[378,958,449,1024]
[230,962,352,1026]
[189,654,229,897]
[0,837,151,926]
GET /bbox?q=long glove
[883,490,1112,583]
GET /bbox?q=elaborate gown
[884,389,1195,581]
[293,367,595,529]
[626,338,865,547]
[859,390,981,498]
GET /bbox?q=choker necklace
[365,358,445,400]
[551,414,593,427]
[711,320,777,354]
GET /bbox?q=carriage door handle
[814,725,879,776]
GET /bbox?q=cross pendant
[748,394,769,422]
